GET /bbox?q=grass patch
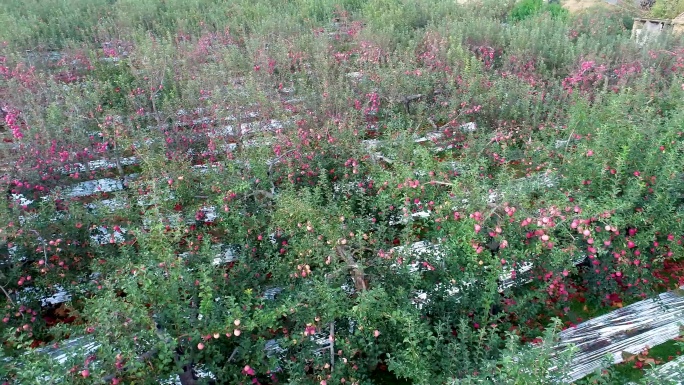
[611,340,684,382]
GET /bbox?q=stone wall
[632,12,684,43]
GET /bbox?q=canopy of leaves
[1,0,684,384]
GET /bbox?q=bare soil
[563,0,613,13]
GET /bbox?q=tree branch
[227,347,239,362]
[336,246,367,292]
[243,190,275,201]
[0,283,13,305]
[329,322,335,368]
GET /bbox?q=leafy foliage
[1,0,684,384]
[650,0,684,19]
[509,0,568,22]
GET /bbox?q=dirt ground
[454,0,626,13]
[563,0,648,14]
[562,0,614,13]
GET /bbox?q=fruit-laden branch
[100,325,204,385]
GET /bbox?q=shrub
[3,1,684,384]
[650,0,684,19]
[509,0,568,22]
